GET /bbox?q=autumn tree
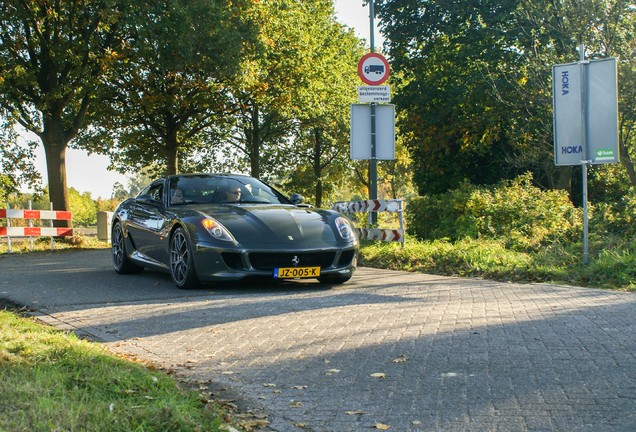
[374,0,636,197]
[208,0,368,207]
[281,0,366,207]
[80,0,257,178]
[0,0,130,223]
[206,0,316,181]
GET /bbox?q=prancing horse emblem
[291,255,300,267]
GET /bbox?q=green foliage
[0,309,227,431]
[375,0,636,195]
[0,123,42,199]
[0,0,131,214]
[590,186,636,236]
[360,235,635,291]
[78,0,257,177]
[68,189,98,226]
[406,174,582,250]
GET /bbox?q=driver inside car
[171,188,185,204]
[224,186,241,202]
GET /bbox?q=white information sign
[358,86,391,103]
[350,104,395,160]
[552,58,618,166]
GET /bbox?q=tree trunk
[41,118,71,228]
[166,130,179,175]
[250,105,261,179]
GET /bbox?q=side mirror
[289,193,305,205]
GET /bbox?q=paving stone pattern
[1,251,635,431]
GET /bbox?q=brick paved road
[1,250,635,431]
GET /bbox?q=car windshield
[168,175,292,206]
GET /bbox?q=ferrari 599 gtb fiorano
[111,174,358,289]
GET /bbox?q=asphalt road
[1,249,635,431]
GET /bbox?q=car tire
[170,227,200,289]
[112,221,144,275]
[318,273,352,285]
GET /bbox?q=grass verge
[358,236,636,292]
[0,303,239,432]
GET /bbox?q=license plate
[273,266,320,279]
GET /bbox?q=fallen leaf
[370,373,386,379]
[238,419,270,430]
[345,410,366,415]
[374,423,391,430]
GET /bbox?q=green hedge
[406,173,583,251]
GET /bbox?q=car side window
[148,183,163,203]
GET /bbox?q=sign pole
[579,44,590,265]
[368,0,378,224]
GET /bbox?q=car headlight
[335,217,356,240]
[201,218,235,242]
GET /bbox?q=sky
[27,0,383,199]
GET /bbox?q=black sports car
[111,174,358,288]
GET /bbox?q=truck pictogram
[364,64,385,75]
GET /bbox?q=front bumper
[192,241,357,282]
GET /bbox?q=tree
[208,0,316,181]
[78,0,257,178]
[374,0,636,196]
[0,0,130,224]
[506,0,636,199]
[374,0,524,194]
[212,0,369,207]
[283,0,366,207]
[0,120,41,202]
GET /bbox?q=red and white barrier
[0,227,73,237]
[332,199,405,245]
[0,209,72,221]
[1,205,73,252]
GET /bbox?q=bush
[591,186,636,237]
[406,173,582,251]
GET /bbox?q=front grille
[249,252,336,270]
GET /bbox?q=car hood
[193,204,342,247]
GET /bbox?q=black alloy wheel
[112,222,143,274]
[170,227,200,289]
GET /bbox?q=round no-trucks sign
[358,52,390,86]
